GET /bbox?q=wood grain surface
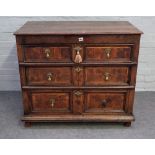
[14,21,143,35]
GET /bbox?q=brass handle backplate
[101,99,111,107]
[44,48,52,58]
[104,48,111,59]
[47,72,54,81]
[101,99,108,107]
[74,46,82,63]
[74,91,83,96]
[103,72,111,81]
[49,98,55,108]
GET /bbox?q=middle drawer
[26,66,130,86]
[27,67,73,86]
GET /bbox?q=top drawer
[23,44,132,63]
[16,34,140,45]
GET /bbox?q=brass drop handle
[74,46,82,63]
[47,72,53,81]
[103,72,111,81]
[104,48,111,59]
[44,48,51,58]
[101,99,108,107]
[49,98,55,108]
[74,91,83,96]
[101,98,111,107]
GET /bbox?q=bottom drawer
[23,89,131,115]
[84,92,126,113]
[28,91,72,113]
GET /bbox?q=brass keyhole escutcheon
[49,98,55,108]
[74,91,83,96]
[104,48,111,59]
[75,66,83,73]
[47,72,54,81]
[44,48,52,58]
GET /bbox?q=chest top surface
[14,21,143,35]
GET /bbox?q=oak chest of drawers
[14,21,142,127]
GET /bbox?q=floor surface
[0,92,154,139]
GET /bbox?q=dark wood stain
[14,21,142,127]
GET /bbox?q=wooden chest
[14,21,142,127]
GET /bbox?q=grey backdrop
[0,16,154,91]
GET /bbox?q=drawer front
[85,46,131,62]
[27,67,72,86]
[85,92,126,113]
[31,92,71,113]
[85,67,129,86]
[24,46,71,62]
[17,35,140,45]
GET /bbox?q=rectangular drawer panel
[85,92,126,113]
[24,46,71,62]
[85,67,129,86]
[16,34,140,45]
[27,67,72,86]
[31,92,71,113]
[85,46,131,62]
